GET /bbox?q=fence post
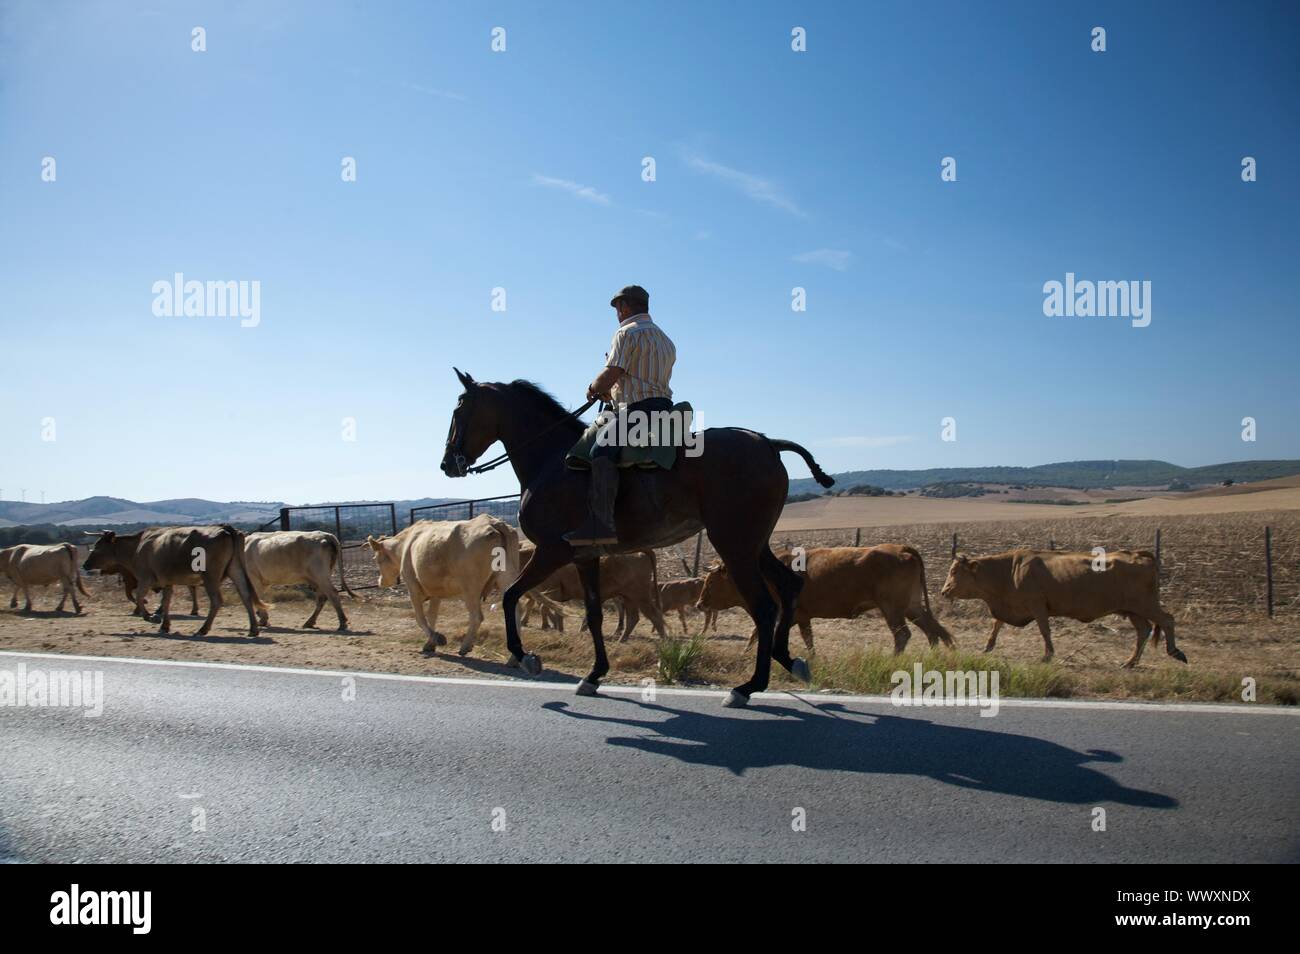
[1049,538,1055,551]
[854,527,861,547]
[279,507,290,531]
[692,530,703,577]
[468,499,475,519]
[388,503,397,536]
[1154,528,1162,579]
[950,532,958,559]
[1265,526,1273,618]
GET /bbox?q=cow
[89,553,202,618]
[243,530,356,630]
[366,515,520,656]
[83,525,260,637]
[698,545,954,653]
[524,550,666,642]
[941,548,1185,668]
[0,543,89,614]
[658,577,716,635]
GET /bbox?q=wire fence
[409,495,520,527]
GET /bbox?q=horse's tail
[770,439,835,488]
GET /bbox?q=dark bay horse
[440,370,835,707]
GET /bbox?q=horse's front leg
[574,557,607,696]
[501,543,571,677]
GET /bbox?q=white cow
[243,530,356,630]
[366,515,520,656]
[1,543,89,614]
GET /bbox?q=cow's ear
[454,367,476,389]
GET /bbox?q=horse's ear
[454,367,476,389]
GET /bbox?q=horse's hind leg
[501,544,570,676]
[574,557,608,695]
[759,548,809,683]
[718,551,779,706]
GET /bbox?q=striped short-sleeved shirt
[605,313,675,406]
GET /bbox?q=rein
[457,398,597,475]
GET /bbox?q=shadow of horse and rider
[541,696,1178,809]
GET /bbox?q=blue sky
[1,0,1297,505]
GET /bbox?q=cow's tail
[909,546,957,649]
[65,543,91,597]
[327,534,358,599]
[221,525,263,610]
[770,438,835,488]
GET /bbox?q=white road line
[0,649,1296,715]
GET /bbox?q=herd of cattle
[0,514,1188,669]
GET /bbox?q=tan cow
[941,548,1184,668]
[698,545,954,653]
[658,577,716,635]
[523,549,666,642]
[83,525,260,636]
[243,531,356,630]
[0,543,89,614]
[366,515,519,656]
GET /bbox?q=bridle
[447,395,597,475]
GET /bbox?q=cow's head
[440,369,499,478]
[82,531,119,574]
[941,556,980,600]
[696,561,740,611]
[365,535,401,588]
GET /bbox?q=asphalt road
[1,651,1297,863]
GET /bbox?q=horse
[439,369,835,707]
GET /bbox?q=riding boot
[563,456,620,546]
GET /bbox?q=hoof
[790,657,811,684]
[521,653,542,677]
[435,632,448,646]
[723,689,750,708]
[421,647,437,658]
[302,621,316,630]
[1172,651,1188,664]
[575,679,599,697]
[457,646,471,657]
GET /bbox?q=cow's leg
[618,603,640,642]
[677,606,688,633]
[54,580,68,613]
[796,618,814,652]
[303,590,327,628]
[882,608,913,654]
[984,619,1003,653]
[223,564,260,638]
[459,595,483,656]
[1151,609,1186,664]
[643,597,668,640]
[1035,614,1055,662]
[68,574,82,614]
[133,573,156,623]
[21,583,33,613]
[196,578,222,636]
[9,584,17,608]
[411,592,441,655]
[759,547,807,679]
[1122,613,1152,669]
[188,585,201,616]
[157,586,175,634]
[325,582,348,631]
[574,557,608,695]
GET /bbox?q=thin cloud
[683,153,805,216]
[532,174,612,206]
[794,248,853,270]
[816,435,916,448]
[398,80,467,102]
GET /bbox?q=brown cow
[83,525,260,637]
[92,554,202,618]
[524,549,666,642]
[0,543,89,613]
[658,577,716,635]
[940,548,1185,668]
[698,545,954,653]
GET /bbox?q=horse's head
[441,368,499,477]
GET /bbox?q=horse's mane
[504,379,586,428]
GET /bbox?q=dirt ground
[2,574,1295,704]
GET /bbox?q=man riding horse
[440,284,835,707]
[564,284,676,547]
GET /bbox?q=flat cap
[610,284,649,308]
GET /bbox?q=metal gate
[409,494,520,527]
